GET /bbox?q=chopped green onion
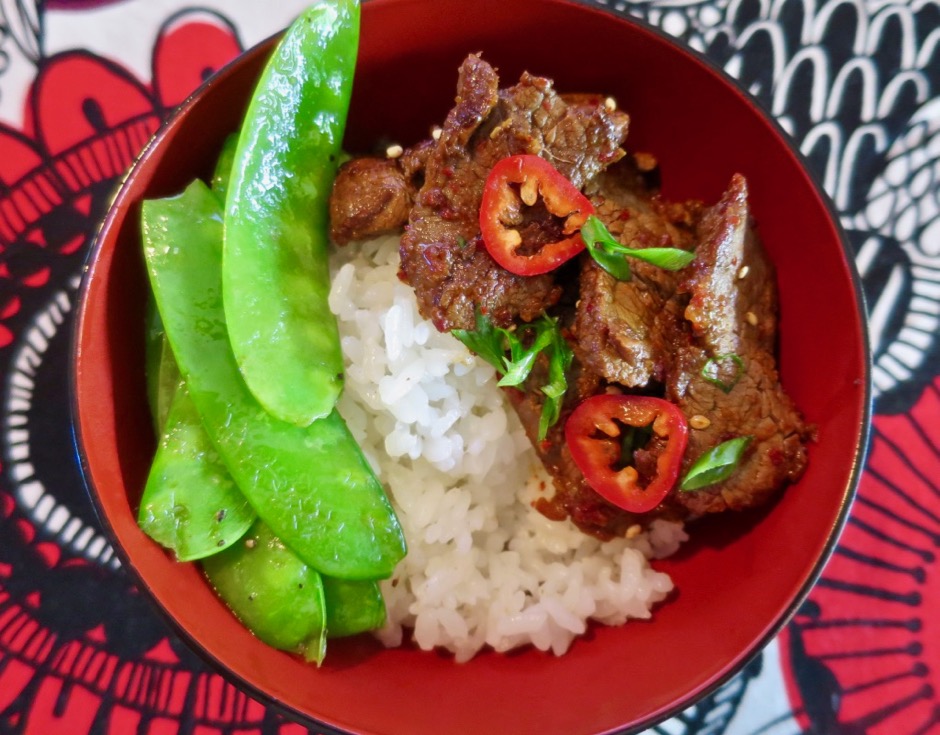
[701,353,745,393]
[580,215,696,281]
[680,436,753,491]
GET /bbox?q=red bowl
[72,0,870,732]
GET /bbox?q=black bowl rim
[70,0,873,733]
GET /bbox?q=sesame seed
[737,265,750,279]
[746,311,759,326]
[634,151,658,171]
[604,96,617,112]
[689,414,711,430]
[626,524,642,539]
[245,538,256,549]
[489,118,512,140]
[431,126,442,141]
[386,144,403,159]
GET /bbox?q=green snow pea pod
[223,0,358,426]
[323,576,386,638]
[144,298,180,434]
[210,132,239,201]
[202,519,327,663]
[138,383,256,561]
[142,180,405,580]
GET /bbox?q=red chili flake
[618,211,631,221]
[422,243,449,274]
[421,187,446,208]
[768,448,785,466]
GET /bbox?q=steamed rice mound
[328,234,686,662]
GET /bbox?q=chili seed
[746,311,759,326]
[386,144,403,159]
[604,96,617,112]
[737,265,750,279]
[245,538,256,549]
[652,413,670,437]
[520,177,539,206]
[626,524,642,539]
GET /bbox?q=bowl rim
[70,0,873,732]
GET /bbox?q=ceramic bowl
[72,0,870,732]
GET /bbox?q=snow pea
[144,299,179,434]
[323,577,386,638]
[142,180,406,580]
[202,519,327,663]
[138,383,256,560]
[223,0,358,426]
[210,132,239,201]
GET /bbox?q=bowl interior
[73,0,869,733]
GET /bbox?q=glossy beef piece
[526,174,808,531]
[398,54,630,332]
[329,142,432,244]
[666,175,810,514]
[574,160,701,387]
[506,350,651,539]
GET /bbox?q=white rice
[328,234,687,662]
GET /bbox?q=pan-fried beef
[327,59,810,538]
[398,54,630,331]
[574,161,701,387]
[666,175,810,514]
[505,348,651,538]
[515,174,808,530]
[329,141,432,244]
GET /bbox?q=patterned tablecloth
[0,0,937,733]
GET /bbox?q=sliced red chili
[479,154,595,276]
[565,395,689,513]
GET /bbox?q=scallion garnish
[580,215,696,281]
[701,353,745,393]
[680,436,753,491]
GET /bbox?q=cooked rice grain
[328,234,685,662]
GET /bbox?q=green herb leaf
[680,436,753,491]
[452,310,508,371]
[581,215,695,281]
[537,323,573,441]
[498,326,553,387]
[701,353,745,393]
[453,311,571,439]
